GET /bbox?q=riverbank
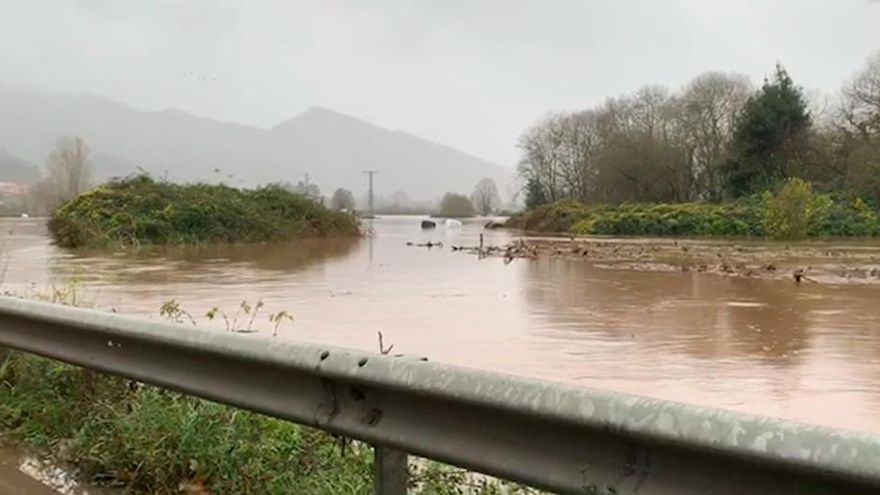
[49,176,361,248]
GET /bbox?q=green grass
[0,296,531,494]
[0,352,374,494]
[0,353,534,494]
[48,175,361,248]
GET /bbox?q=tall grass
[0,296,531,494]
[0,352,375,494]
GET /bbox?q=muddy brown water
[3,216,880,436]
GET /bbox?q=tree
[676,72,751,201]
[330,188,355,210]
[524,177,548,209]
[471,178,501,215]
[45,136,93,206]
[841,50,880,142]
[828,51,880,204]
[723,64,812,197]
[437,193,475,217]
[517,111,602,204]
[593,86,694,203]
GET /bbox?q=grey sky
[2,0,878,166]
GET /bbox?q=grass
[0,295,532,494]
[48,175,361,249]
[0,352,374,494]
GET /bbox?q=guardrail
[1,296,879,494]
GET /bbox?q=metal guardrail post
[374,445,408,495]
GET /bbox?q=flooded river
[3,216,880,433]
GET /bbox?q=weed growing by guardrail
[0,352,374,494]
[0,298,533,494]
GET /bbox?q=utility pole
[363,170,379,217]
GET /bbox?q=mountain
[0,148,40,184]
[0,86,511,200]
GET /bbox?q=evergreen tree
[524,177,548,209]
[723,64,811,197]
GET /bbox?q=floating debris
[450,237,880,285]
[406,241,444,249]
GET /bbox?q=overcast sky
[1,0,879,166]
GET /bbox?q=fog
[2,0,878,167]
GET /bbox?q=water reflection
[53,237,360,284]
[521,258,813,364]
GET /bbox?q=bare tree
[471,178,501,215]
[590,86,693,203]
[517,114,566,204]
[517,111,604,204]
[830,51,880,201]
[675,72,751,200]
[841,50,880,142]
[45,136,93,205]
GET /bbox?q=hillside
[0,86,511,200]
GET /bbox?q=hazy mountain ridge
[0,86,511,200]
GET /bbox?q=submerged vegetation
[48,175,360,248]
[508,178,880,239]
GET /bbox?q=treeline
[519,52,880,207]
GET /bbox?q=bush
[48,175,360,248]
[761,178,832,239]
[814,196,880,237]
[571,200,766,237]
[505,200,591,232]
[511,187,880,239]
[437,193,475,218]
